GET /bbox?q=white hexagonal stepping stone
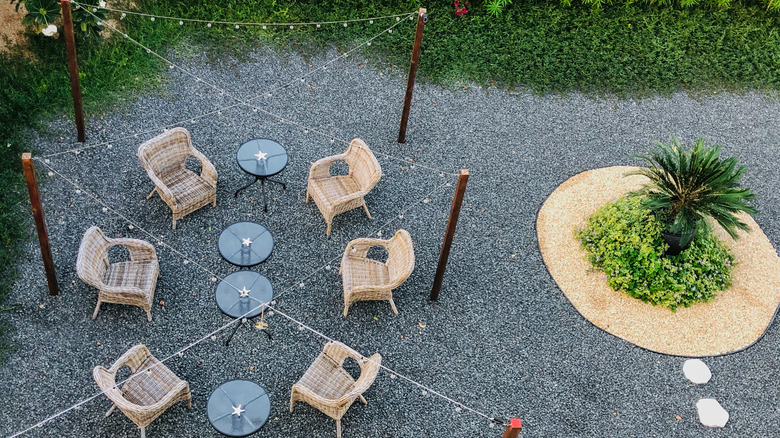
[683,359,712,384]
[696,399,729,428]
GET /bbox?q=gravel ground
[2,43,780,438]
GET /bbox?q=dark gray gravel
[2,45,780,438]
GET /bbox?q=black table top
[218,222,273,267]
[207,379,271,437]
[215,271,273,319]
[237,139,288,178]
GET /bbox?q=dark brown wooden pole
[61,0,86,143]
[430,169,469,301]
[22,153,58,296]
[397,7,427,144]
[502,419,522,438]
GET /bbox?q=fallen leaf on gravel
[96,341,101,345]
[159,300,165,306]
[249,366,255,371]
[418,322,426,329]
[676,415,682,421]
[510,254,516,258]
[373,317,379,321]
[38,304,44,309]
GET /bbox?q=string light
[73,1,414,29]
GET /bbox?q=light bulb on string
[369,20,374,24]
[150,16,155,21]
[388,29,392,33]
[235,24,239,29]
[179,20,183,25]
[120,13,125,19]
[396,16,400,21]
[343,22,348,27]
[262,25,267,29]
[316,23,321,28]
[290,25,294,29]
[207,22,212,27]
[367,41,371,46]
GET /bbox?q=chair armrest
[142,168,177,205]
[292,384,350,409]
[191,149,217,187]
[110,238,157,261]
[309,154,347,180]
[141,381,189,412]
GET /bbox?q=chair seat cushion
[296,353,355,400]
[122,356,182,406]
[309,176,360,208]
[160,167,214,207]
[342,257,389,291]
[104,260,158,292]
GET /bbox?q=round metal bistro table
[216,271,273,319]
[235,139,289,212]
[218,222,273,268]
[207,379,271,437]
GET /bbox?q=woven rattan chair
[290,341,382,438]
[76,226,159,322]
[94,344,191,438]
[138,127,217,229]
[306,138,382,236]
[340,229,414,316]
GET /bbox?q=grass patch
[1,0,779,361]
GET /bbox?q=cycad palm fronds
[627,138,756,243]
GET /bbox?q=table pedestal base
[235,176,287,212]
[225,317,273,346]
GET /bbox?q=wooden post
[61,0,86,143]
[502,418,522,438]
[430,169,468,301]
[397,7,427,144]
[22,154,59,296]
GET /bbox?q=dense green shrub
[569,0,779,13]
[575,196,734,310]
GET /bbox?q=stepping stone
[696,399,729,428]
[683,359,712,384]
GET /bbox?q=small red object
[510,418,522,429]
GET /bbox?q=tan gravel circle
[537,166,780,356]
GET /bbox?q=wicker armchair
[290,341,382,438]
[138,127,217,229]
[340,230,414,316]
[94,344,191,438]
[76,226,159,322]
[306,139,382,236]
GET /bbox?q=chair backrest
[76,226,111,288]
[385,230,415,285]
[345,139,381,192]
[137,127,193,178]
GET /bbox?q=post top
[22,152,32,160]
[510,418,522,428]
[459,168,469,176]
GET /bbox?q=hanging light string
[270,306,508,427]
[43,9,451,177]
[73,1,416,28]
[10,159,505,437]
[41,8,416,159]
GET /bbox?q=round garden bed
[537,166,780,356]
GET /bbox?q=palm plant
[627,138,756,250]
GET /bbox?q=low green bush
[575,196,734,310]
